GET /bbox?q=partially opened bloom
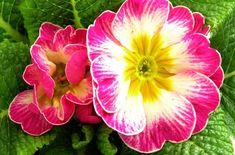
[9,22,97,135]
[22,22,93,125]
[88,0,223,153]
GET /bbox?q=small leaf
[96,124,118,155]
[72,125,94,151]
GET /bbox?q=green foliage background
[0,0,235,154]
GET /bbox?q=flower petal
[53,25,74,50]
[75,104,102,124]
[210,66,224,88]
[160,6,194,47]
[35,22,61,49]
[63,44,87,57]
[9,90,53,136]
[66,75,93,105]
[171,71,220,134]
[119,90,196,153]
[94,93,146,135]
[23,63,55,98]
[40,95,75,125]
[192,12,210,35]
[112,0,169,49]
[69,29,87,45]
[88,10,124,61]
[30,44,56,74]
[65,48,87,84]
[91,55,128,113]
[163,34,221,76]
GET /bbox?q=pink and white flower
[88,0,223,153]
[9,22,99,135]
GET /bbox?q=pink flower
[88,0,223,153]
[9,22,100,135]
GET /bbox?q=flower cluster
[9,0,223,153]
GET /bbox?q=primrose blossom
[88,0,223,153]
[9,22,101,136]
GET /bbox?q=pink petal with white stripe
[92,55,128,113]
[75,104,102,124]
[9,90,53,136]
[112,0,169,50]
[165,34,221,76]
[65,48,87,84]
[119,90,196,153]
[23,63,55,98]
[172,71,220,134]
[192,12,210,35]
[160,6,194,47]
[210,66,224,88]
[94,94,146,135]
[40,95,75,125]
[30,44,56,74]
[88,11,124,61]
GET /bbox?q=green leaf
[209,2,235,137]
[20,0,124,44]
[0,0,26,42]
[96,124,118,155]
[72,125,94,151]
[0,110,56,155]
[73,0,124,28]
[20,0,74,44]
[0,40,30,110]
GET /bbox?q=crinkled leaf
[0,40,30,110]
[0,0,26,42]
[96,124,118,155]
[72,125,94,151]
[0,110,56,155]
[209,2,235,137]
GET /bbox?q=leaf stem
[224,71,235,79]
[70,0,84,28]
[0,17,26,42]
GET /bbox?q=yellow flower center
[123,33,174,103]
[137,56,157,79]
